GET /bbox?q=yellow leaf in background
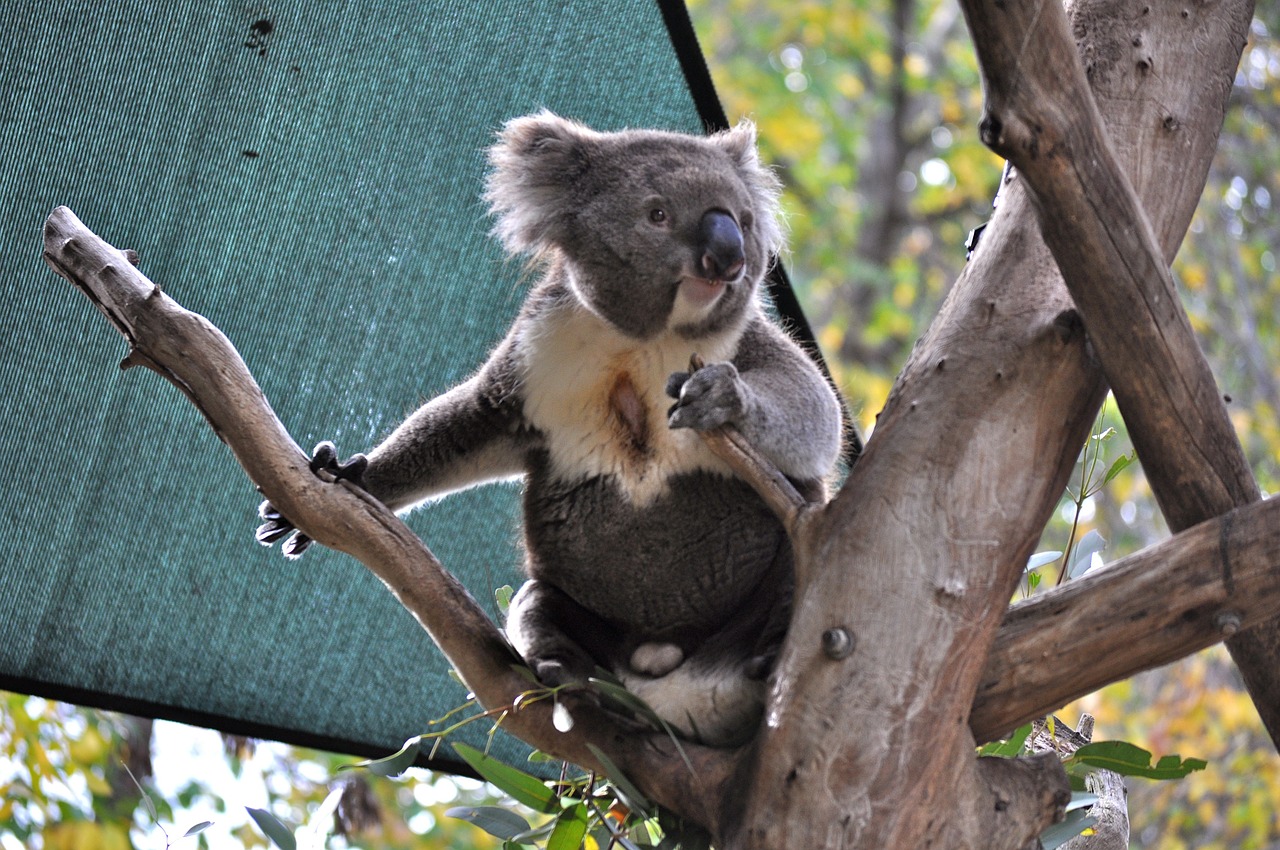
[85,768,113,797]
[1179,262,1208,291]
[867,50,892,77]
[68,726,107,765]
[904,53,929,78]
[101,824,131,850]
[835,71,864,99]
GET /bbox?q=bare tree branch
[41,204,737,832]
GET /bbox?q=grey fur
[339,113,841,745]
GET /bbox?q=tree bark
[731,0,1259,843]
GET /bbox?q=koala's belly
[522,466,788,639]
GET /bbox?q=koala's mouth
[678,276,728,310]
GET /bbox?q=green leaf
[446,806,534,843]
[496,585,515,616]
[346,736,422,777]
[586,744,653,816]
[453,742,560,813]
[182,821,214,837]
[1064,792,1099,813]
[547,803,590,850]
[1025,551,1062,572]
[588,677,664,724]
[246,807,296,850]
[977,723,1032,758]
[1102,452,1134,485]
[1068,740,1208,780]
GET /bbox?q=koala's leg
[620,556,792,746]
[505,580,622,687]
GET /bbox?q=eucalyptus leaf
[587,743,653,815]
[182,821,214,837]
[1039,808,1097,849]
[589,676,664,723]
[1068,529,1106,578]
[496,584,515,615]
[346,736,422,777]
[1102,452,1134,485]
[547,803,590,850]
[453,742,561,813]
[977,723,1033,758]
[1064,792,1099,812]
[246,807,296,850]
[446,806,534,842]
[1069,740,1207,779]
[1025,551,1062,572]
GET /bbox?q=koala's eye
[648,208,668,225]
[740,210,755,231]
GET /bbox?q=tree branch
[955,0,1278,743]
[973,496,1280,741]
[41,205,737,832]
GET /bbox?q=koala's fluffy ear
[485,111,596,256]
[711,120,786,257]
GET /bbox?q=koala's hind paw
[667,361,747,431]
[255,441,368,558]
[630,642,685,677]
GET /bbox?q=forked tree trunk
[730,0,1262,844]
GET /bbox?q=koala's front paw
[255,441,368,558]
[667,362,747,431]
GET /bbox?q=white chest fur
[517,301,743,504]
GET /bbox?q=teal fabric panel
[1,0,705,771]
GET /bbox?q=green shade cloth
[2,0,826,774]
[0,0,732,773]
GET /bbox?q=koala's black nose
[697,210,745,281]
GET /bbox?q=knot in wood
[1214,610,1242,636]
[821,627,855,660]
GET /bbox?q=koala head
[485,111,784,340]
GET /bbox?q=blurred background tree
[4,0,1278,847]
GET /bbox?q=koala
[258,112,843,746]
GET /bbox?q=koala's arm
[362,343,530,513]
[669,317,842,484]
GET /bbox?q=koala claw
[255,441,368,558]
[667,361,747,431]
